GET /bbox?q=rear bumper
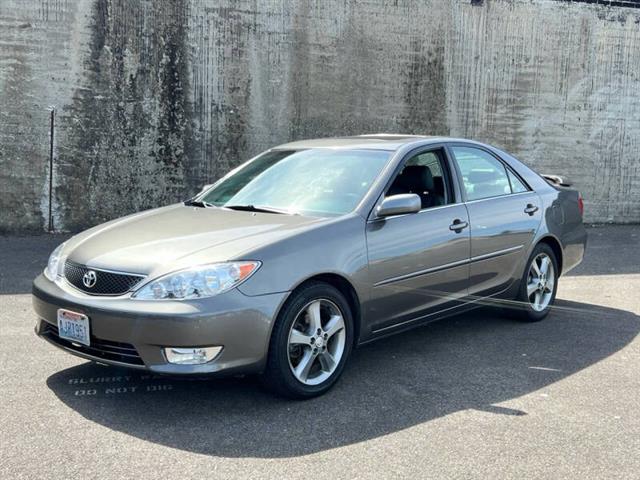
[561,223,588,275]
[32,274,288,375]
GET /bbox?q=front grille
[64,261,145,296]
[41,322,144,366]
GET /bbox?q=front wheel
[512,243,559,322]
[261,282,354,399]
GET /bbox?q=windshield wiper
[224,204,292,215]
[184,199,213,208]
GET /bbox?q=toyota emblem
[82,270,97,288]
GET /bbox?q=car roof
[272,134,477,152]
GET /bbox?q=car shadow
[46,299,639,458]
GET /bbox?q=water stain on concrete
[1,0,638,232]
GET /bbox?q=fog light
[164,346,222,365]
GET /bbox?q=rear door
[365,147,471,334]
[449,145,542,297]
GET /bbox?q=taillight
[578,194,584,217]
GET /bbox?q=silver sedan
[33,135,587,398]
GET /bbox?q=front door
[365,148,471,334]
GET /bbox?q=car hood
[63,204,326,275]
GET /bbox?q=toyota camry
[33,135,587,398]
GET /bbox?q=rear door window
[451,147,512,201]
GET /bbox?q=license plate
[57,309,90,346]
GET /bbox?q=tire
[261,282,354,399]
[511,243,559,322]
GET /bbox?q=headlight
[132,261,261,300]
[44,242,66,281]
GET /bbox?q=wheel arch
[537,235,564,276]
[288,273,362,347]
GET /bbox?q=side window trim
[439,145,464,204]
[446,143,532,203]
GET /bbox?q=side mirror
[376,194,421,218]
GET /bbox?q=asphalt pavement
[1,225,638,479]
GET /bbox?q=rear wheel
[261,282,353,399]
[512,243,559,322]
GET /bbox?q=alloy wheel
[526,253,555,312]
[287,299,346,386]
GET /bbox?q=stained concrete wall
[1,0,639,232]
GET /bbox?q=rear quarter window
[507,169,529,193]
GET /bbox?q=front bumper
[32,274,288,375]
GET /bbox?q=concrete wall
[1,0,639,233]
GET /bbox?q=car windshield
[200,149,391,216]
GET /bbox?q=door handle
[524,204,539,215]
[449,219,469,232]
